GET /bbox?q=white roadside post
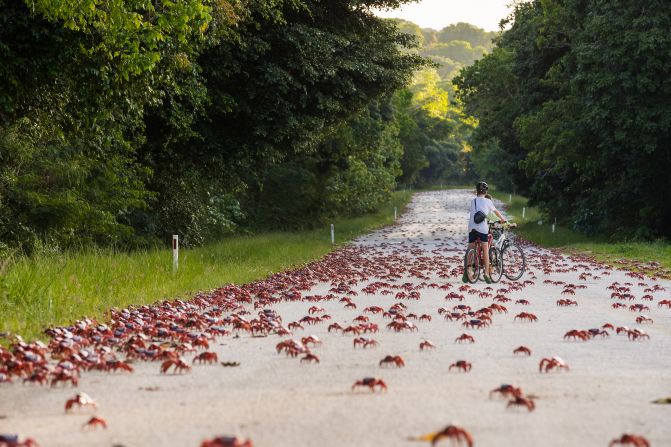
[172,235,179,273]
[509,193,512,203]
[330,224,335,244]
[552,217,557,233]
[394,207,397,220]
[522,207,526,219]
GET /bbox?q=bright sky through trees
[374,0,513,31]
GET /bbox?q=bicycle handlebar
[490,222,517,229]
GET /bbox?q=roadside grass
[489,187,671,278]
[0,191,412,341]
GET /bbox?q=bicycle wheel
[464,247,479,283]
[502,243,525,281]
[488,247,504,283]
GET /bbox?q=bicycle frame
[491,225,509,252]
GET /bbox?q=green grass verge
[489,187,671,278]
[0,191,412,341]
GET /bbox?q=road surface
[1,190,670,446]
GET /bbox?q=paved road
[2,190,670,446]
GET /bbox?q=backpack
[473,198,486,224]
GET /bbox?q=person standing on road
[463,181,507,284]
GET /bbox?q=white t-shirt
[468,196,497,234]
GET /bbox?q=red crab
[353,337,378,349]
[352,377,387,392]
[379,355,405,368]
[308,306,325,314]
[200,436,253,447]
[462,319,488,329]
[193,352,219,364]
[343,325,361,336]
[629,304,650,312]
[449,360,472,372]
[160,357,191,374]
[514,312,538,322]
[539,356,569,373]
[301,335,322,346]
[489,384,522,399]
[489,303,508,313]
[0,435,40,447]
[609,434,650,447]
[513,346,531,356]
[364,306,384,314]
[454,333,474,344]
[327,323,343,332]
[82,416,107,429]
[556,299,578,307]
[419,425,474,447]
[288,322,304,331]
[627,329,650,341]
[419,340,436,350]
[564,330,590,341]
[300,353,320,364]
[507,396,535,412]
[64,392,97,412]
[105,359,134,373]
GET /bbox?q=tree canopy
[454,0,671,238]
[0,0,430,251]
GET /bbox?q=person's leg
[463,235,476,282]
[483,240,490,277]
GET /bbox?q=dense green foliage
[0,0,502,252]
[395,20,496,79]
[0,0,425,251]
[455,0,671,239]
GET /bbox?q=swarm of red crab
[1,191,666,446]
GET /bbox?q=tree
[455,0,671,238]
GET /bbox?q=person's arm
[487,199,507,223]
[494,210,507,223]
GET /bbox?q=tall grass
[0,191,412,340]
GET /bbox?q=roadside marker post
[331,224,335,244]
[522,207,526,219]
[394,207,397,220]
[509,193,512,203]
[172,235,179,273]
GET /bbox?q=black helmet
[476,181,489,193]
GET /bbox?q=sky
[374,0,514,31]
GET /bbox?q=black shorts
[468,230,488,243]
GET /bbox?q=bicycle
[489,222,526,281]
[463,231,503,284]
